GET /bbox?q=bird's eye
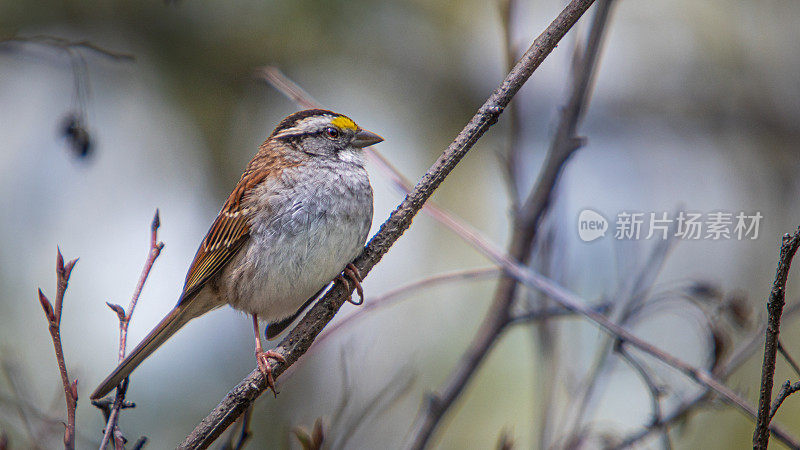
[324,127,340,139]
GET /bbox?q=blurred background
[1,0,799,448]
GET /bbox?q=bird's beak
[352,128,384,148]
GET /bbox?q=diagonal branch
[754,227,800,449]
[179,1,598,447]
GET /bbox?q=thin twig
[179,2,597,447]
[778,340,800,378]
[255,67,318,109]
[0,385,98,447]
[754,227,800,449]
[99,210,164,450]
[617,344,671,450]
[37,248,79,450]
[769,380,800,422]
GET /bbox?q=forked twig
[769,380,800,422]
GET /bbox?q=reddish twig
[37,248,79,450]
[754,227,800,449]
[99,210,164,450]
[255,67,318,110]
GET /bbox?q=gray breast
[223,158,373,322]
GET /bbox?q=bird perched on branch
[91,109,382,399]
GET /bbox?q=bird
[91,109,382,400]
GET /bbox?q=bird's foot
[336,263,364,305]
[256,349,286,397]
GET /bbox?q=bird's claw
[336,263,364,305]
[256,350,285,397]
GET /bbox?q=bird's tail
[90,302,208,400]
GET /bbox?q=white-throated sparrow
[91,109,382,399]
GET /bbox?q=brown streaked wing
[178,139,301,304]
[179,212,249,303]
[178,169,270,303]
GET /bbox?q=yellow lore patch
[331,116,357,131]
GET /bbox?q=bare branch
[37,249,79,450]
[99,209,164,450]
[179,1,598,447]
[754,227,800,449]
